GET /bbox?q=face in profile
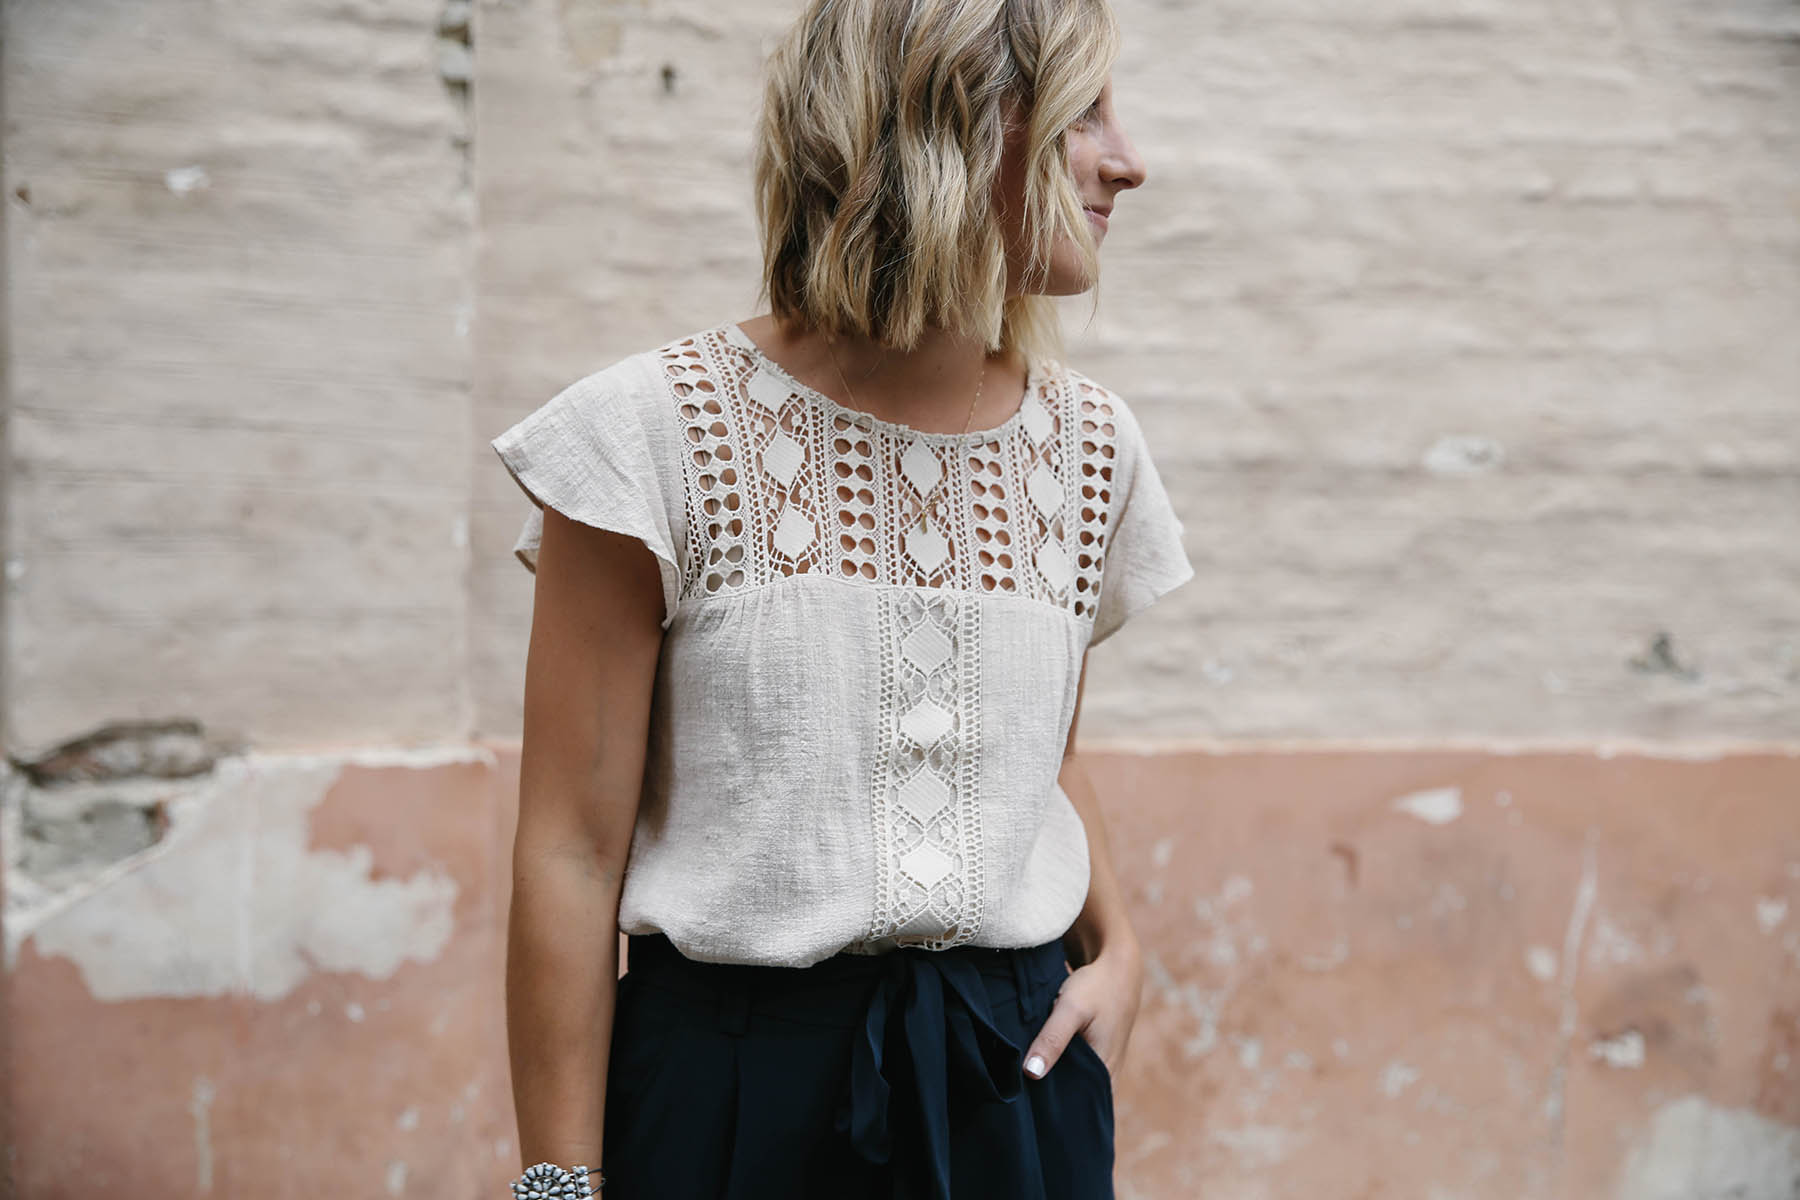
[997,76,1149,299]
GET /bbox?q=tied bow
[833,946,1027,1199]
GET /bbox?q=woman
[492,0,1191,1196]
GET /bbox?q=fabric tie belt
[621,932,1052,1200]
[832,945,1030,1200]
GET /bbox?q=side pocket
[1065,1028,1116,1097]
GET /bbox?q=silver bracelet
[510,1162,604,1198]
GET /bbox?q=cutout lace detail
[655,325,1122,952]
[859,591,984,950]
[659,326,1120,616]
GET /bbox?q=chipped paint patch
[15,756,458,1000]
[191,1076,216,1193]
[1757,897,1789,934]
[1422,434,1505,475]
[1301,938,1350,972]
[1589,1028,1647,1069]
[1546,833,1600,1137]
[1208,1124,1308,1170]
[1378,1060,1421,1098]
[1588,913,1648,968]
[165,165,210,195]
[1143,949,1228,1060]
[1617,1095,1800,1199]
[1526,945,1559,982]
[1392,786,1463,825]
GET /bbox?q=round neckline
[721,321,1042,445]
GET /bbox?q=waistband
[623,932,1066,1027]
[621,932,1069,1200]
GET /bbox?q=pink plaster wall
[5,745,1798,1197]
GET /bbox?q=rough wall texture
[6,748,1798,1197]
[473,0,1800,743]
[3,0,1798,1196]
[3,0,477,754]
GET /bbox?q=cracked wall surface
[3,0,1799,1196]
[472,0,1800,743]
[3,0,478,753]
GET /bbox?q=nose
[1102,124,1147,193]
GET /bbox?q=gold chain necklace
[824,337,986,548]
[824,338,987,437]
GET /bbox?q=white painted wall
[5,0,1795,748]
[473,0,1800,742]
[4,0,476,753]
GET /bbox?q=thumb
[1022,997,1090,1080]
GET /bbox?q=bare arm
[1023,652,1146,1077]
[1057,655,1141,972]
[506,506,667,1169]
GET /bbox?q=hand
[1022,943,1143,1080]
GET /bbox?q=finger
[1023,1003,1091,1079]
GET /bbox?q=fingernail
[1025,1054,1047,1078]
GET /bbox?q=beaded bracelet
[510,1162,603,1198]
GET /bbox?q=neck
[743,314,1026,436]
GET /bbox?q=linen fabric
[491,322,1193,968]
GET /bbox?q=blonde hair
[753,0,1120,363]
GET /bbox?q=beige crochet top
[491,322,1192,967]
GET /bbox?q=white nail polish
[1025,1054,1047,1078]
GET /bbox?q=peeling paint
[1300,939,1350,972]
[12,756,458,999]
[1589,913,1648,968]
[1546,833,1600,1141]
[1526,945,1559,982]
[1616,1095,1800,1200]
[164,165,210,196]
[191,1076,216,1193]
[1589,1028,1647,1069]
[1391,786,1463,825]
[1422,434,1505,476]
[1144,950,1227,1060]
[1757,897,1789,934]
[1379,1060,1421,1098]
[1208,1124,1308,1170]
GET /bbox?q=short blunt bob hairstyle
[754,0,1122,363]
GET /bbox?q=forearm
[506,849,625,1168]
[1057,750,1141,971]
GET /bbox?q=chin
[1037,268,1099,297]
[1004,250,1100,298]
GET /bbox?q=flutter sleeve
[1087,387,1195,648]
[489,356,685,628]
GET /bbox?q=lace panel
[1071,378,1119,620]
[654,327,1123,952]
[859,590,984,950]
[660,327,1121,614]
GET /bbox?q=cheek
[1066,133,1100,181]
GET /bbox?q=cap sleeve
[1087,387,1194,648]
[489,356,684,628]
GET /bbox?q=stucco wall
[473,0,1800,743]
[3,0,477,755]
[3,0,1797,1197]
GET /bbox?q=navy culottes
[599,931,1116,1199]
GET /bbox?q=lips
[1084,207,1111,234]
